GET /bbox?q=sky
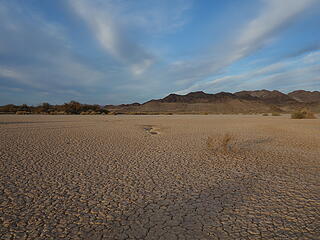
[0,0,320,105]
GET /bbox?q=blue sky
[0,0,319,105]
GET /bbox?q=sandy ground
[0,114,319,240]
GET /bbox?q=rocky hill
[106,90,320,114]
[288,90,320,103]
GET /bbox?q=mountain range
[106,90,320,114]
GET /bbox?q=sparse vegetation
[16,111,30,115]
[207,133,233,152]
[207,136,214,150]
[272,112,281,116]
[222,133,232,151]
[0,101,109,115]
[108,111,118,115]
[262,113,269,116]
[291,109,316,119]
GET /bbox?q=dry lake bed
[0,114,319,239]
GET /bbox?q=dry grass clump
[291,109,316,119]
[207,133,233,152]
[262,113,269,116]
[108,112,118,115]
[272,112,281,116]
[49,111,67,115]
[80,111,100,115]
[207,136,215,150]
[222,133,232,151]
[16,111,30,115]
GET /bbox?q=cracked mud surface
[1,115,319,239]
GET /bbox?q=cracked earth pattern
[0,115,319,239]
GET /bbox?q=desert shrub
[207,136,214,150]
[222,133,232,151]
[207,133,233,152]
[16,111,30,115]
[272,112,281,116]
[0,104,19,113]
[50,111,66,115]
[291,109,316,119]
[80,111,89,115]
[262,113,269,116]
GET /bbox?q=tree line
[0,101,109,114]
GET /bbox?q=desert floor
[0,114,319,240]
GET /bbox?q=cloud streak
[69,0,156,75]
[0,0,319,105]
[232,0,316,61]
[165,0,317,96]
[176,50,320,94]
[0,1,106,101]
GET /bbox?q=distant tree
[40,102,51,113]
[19,104,30,112]
[0,104,18,113]
[62,101,82,114]
[0,101,108,114]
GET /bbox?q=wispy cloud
[123,0,192,34]
[69,0,152,75]
[0,0,319,105]
[0,1,105,98]
[68,0,193,76]
[176,50,320,94]
[169,0,317,93]
[231,0,316,62]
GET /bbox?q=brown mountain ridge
[107,90,320,114]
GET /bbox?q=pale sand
[0,114,319,239]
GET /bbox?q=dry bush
[291,109,316,119]
[207,133,233,152]
[262,113,269,116]
[16,111,30,115]
[50,111,66,115]
[272,112,281,116]
[207,136,215,150]
[80,111,89,115]
[222,133,232,151]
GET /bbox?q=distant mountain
[106,90,320,114]
[234,90,296,104]
[288,90,320,103]
[146,91,238,104]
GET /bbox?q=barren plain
[0,114,319,239]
